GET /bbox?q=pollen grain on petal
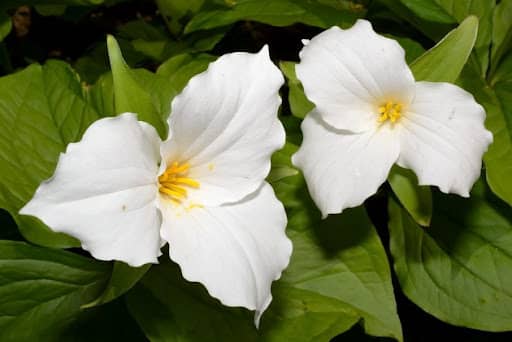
[159,161,200,205]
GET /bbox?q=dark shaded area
[2,0,160,74]
[0,209,23,240]
[61,298,148,341]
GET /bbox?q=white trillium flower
[292,20,493,218]
[20,46,292,324]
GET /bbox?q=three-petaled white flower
[292,20,493,217]
[20,47,292,324]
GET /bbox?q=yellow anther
[377,101,402,124]
[174,177,200,188]
[159,187,186,199]
[158,161,200,203]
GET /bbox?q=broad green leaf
[156,0,205,35]
[157,52,215,95]
[117,19,168,41]
[392,36,426,63]
[388,166,432,227]
[126,260,262,342]
[376,0,453,41]
[399,0,458,23]
[0,10,11,42]
[0,61,100,248]
[128,173,402,341]
[84,262,151,307]
[458,60,512,206]
[279,61,314,119]
[388,181,512,331]
[87,72,115,117]
[273,174,402,341]
[398,0,494,75]
[91,51,214,129]
[185,0,361,34]
[131,29,226,62]
[0,240,111,341]
[410,15,478,82]
[490,0,512,73]
[271,204,402,341]
[107,35,166,137]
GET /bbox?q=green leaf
[157,53,214,88]
[0,61,100,248]
[410,15,478,82]
[388,166,432,227]
[106,35,166,137]
[0,240,111,341]
[376,0,453,41]
[398,0,494,76]
[279,61,314,119]
[185,0,361,34]
[0,10,11,42]
[392,36,426,63]
[126,260,261,342]
[388,181,512,331]
[490,0,512,73]
[91,51,214,136]
[399,0,458,23]
[268,142,299,183]
[84,262,151,307]
[156,0,205,35]
[272,205,403,341]
[127,173,402,341]
[117,19,168,41]
[34,5,67,16]
[87,73,115,117]
[131,29,226,62]
[458,60,512,206]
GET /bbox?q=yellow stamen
[377,101,402,123]
[174,177,200,188]
[159,187,186,199]
[158,161,200,204]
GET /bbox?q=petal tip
[254,294,272,329]
[258,44,270,56]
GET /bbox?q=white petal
[20,113,162,267]
[292,111,400,217]
[296,20,415,132]
[161,46,285,206]
[159,183,292,324]
[397,82,493,196]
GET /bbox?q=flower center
[377,101,402,123]
[158,162,199,204]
